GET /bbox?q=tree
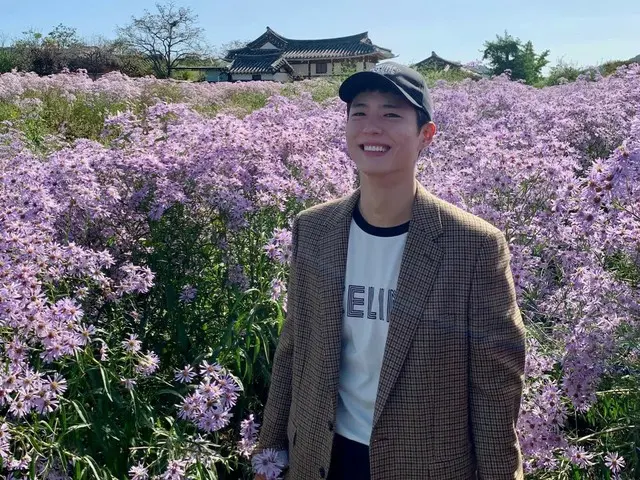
[482,31,550,84]
[11,30,63,75]
[63,36,120,79]
[0,33,17,73]
[46,24,82,49]
[116,1,207,78]
[546,58,582,86]
[8,26,84,75]
[215,39,248,59]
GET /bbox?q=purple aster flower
[252,449,286,479]
[565,446,594,468]
[264,228,292,265]
[77,324,96,345]
[604,452,625,475]
[34,394,59,414]
[270,278,286,301]
[99,342,109,361]
[199,360,223,378]
[197,409,233,433]
[177,397,200,421]
[0,423,11,459]
[8,398,30,418]
[160,459,188,480]
[128,463,149,480]
[122,334,142,354]
[179,284,197,303]
[136,351,160,376]
[174,365,196,383]
[120,378,136,391]
[238,414,260,458]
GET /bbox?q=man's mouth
[360,144,391,153]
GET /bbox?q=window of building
[252,74,262,80]
[316,62,328,74]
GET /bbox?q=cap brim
[338,71,423,112]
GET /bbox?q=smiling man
[254,62,526,480]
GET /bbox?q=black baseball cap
[339,61,434,122]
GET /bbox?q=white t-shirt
[335,205,409,445]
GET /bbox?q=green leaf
[82,455,101,480]
[253,337,261,362]
[67,423,92,432]
[99,364,113,402]
[70,400,88,424]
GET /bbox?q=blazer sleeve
[254,213,301,454]
[469,229,527,479]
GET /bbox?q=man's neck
[357,175,417,228]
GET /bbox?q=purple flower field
[1,65,639,479]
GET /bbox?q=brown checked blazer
[256,182,527,479]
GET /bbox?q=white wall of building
[273,72,292,82]
[287,59,376,78]
[228,58,380,83]
[231,73,275,81]
[291,63,309,76]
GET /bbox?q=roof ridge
[235,49,283,56]
[261,27,370,45]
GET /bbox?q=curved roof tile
[225,27,393,64]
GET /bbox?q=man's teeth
[363,145,389,152]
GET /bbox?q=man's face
[345,89,435,181]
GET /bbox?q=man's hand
[254,475,266,480]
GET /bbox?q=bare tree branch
[115,1,207,78]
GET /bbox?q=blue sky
[2,0,639,69]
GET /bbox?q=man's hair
[346,85,431,132]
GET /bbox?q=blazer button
[328,420,334,432]
[319,466,326,478]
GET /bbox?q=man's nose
[361,120,382,134]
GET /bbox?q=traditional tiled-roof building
[412,51,489,78]
[189,27,394,82]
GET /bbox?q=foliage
[599,60,634,77]
[544,59,583,86]
[0,46,17,74]
[415,66,480,87]
[482,31,550,84]
[0,64,639,479]
[46,24,83,49]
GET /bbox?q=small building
[172,58,232,82]
[413,51,463,71]
[412,51,489,78]
[183,27,394,83]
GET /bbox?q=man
[253,62,526,479]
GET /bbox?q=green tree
[0,34,17,73]
[546,58,582,86]
[46,24,82,49]
[9,26,84,75]
[482,31,550,84]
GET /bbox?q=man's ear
[420,122,437,149]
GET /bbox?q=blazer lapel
[318,189,361,411]
[372,184,444,428]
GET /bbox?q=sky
[2,0,639,70]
